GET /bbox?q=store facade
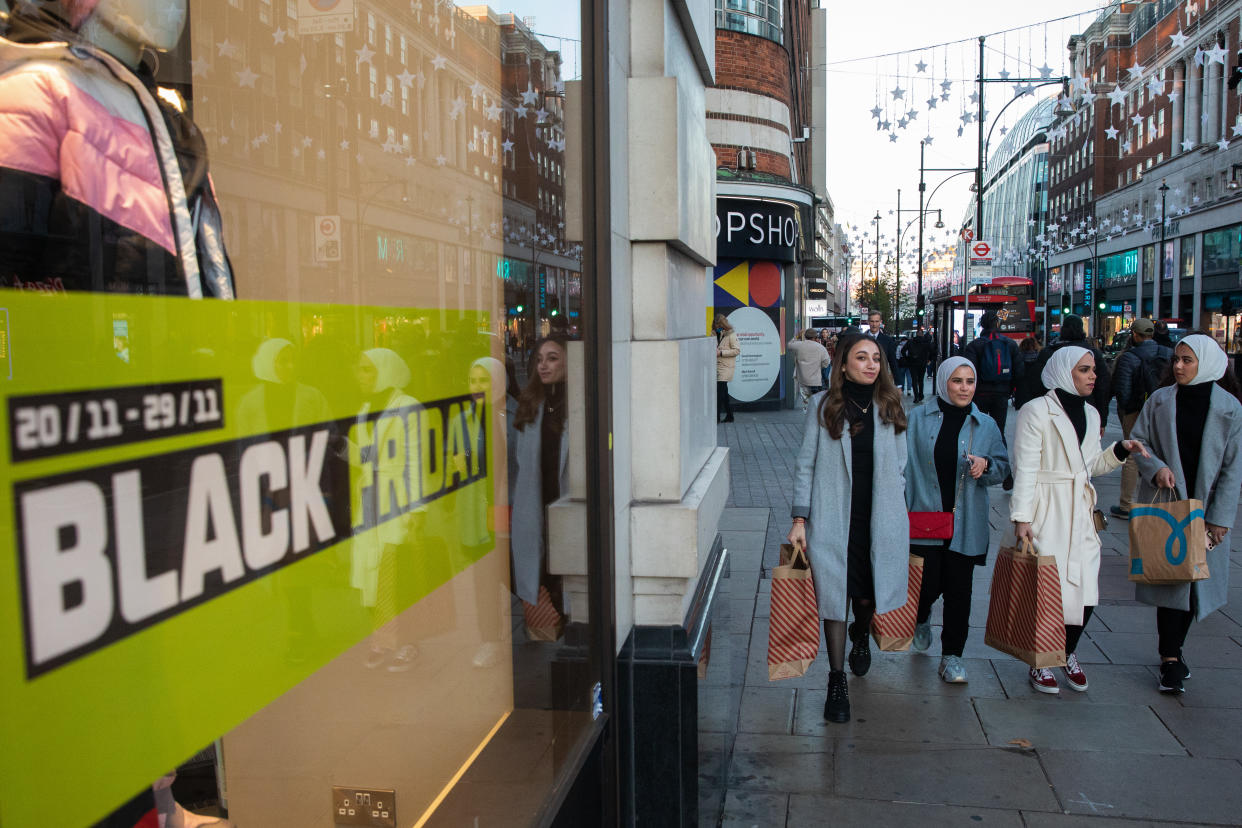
[0,0,726,826]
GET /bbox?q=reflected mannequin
[510,338,569,639]
[0,0,233,296]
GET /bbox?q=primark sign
[715,198,798,263]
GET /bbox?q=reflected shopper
[905,357,1010,683]
[1130,335,1242,694]
[788,334,909,723]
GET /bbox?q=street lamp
[872,211,882,309]
[1157,179,1170,321]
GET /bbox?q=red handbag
[908,423,973,540]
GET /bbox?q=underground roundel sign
[971,241,992,260]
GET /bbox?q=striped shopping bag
[871,555,924,651]
[984,540,1066,668]
[523,585,564,642]
[767,543,821,680]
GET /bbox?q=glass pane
[0,1,595,826]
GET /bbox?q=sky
[823,0,1115,264]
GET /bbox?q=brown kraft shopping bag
[767,543,821,680]
[984,539,1066,668]
[871,554,924,652]
[1128,494,1210,585]
[523,585,564,642]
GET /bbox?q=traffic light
[917,308,925,316]
[1098,301,1106,310]
[515,305,524,313]
[1063,306,1071,315]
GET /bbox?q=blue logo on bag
[1130,506,1206,565]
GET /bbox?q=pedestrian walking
[788,333,909,723]
[906,325,933,403]
[1012,336,1043,410]
[1129,335,1242,694]
[1033,315,1112,424]
[865,311,900,374]
[715,314,741,423]
[1109,318,1173,520]
[895,337,912,394]
[905,357,1011,683]
[788,328,830,410]
[1010,347,1148,694]
[963,310,1023,490]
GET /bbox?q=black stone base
[617,535,727,826]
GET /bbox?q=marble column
[1186,61,1202,147]
[1206,51,1223,144]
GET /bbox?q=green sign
[0,291,493,827]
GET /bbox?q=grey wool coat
[792,392,910,620]
[509,406,569,605]
[1131,384,1242,620]
[905,400,1011,559]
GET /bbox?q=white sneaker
[939,655,968,683]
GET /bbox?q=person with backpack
[963,311,1023,490]
[907,325,933,403]
[1109,318,1173,519]
[1013,336,1044,410]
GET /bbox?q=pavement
[699,387,1242,827]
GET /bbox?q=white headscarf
[935,356,975,404]
[363,348,411,393]
[1040,345,1091,396]
[251,338,293,383]
[471,356,508,403]
[1179,334,1229,386]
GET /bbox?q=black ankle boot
[847,621,871,677]
[825,669,850,723]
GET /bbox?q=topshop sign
[715,198,798,263]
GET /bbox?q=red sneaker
[1029,667,1059,694]
[1062,653,1089,692]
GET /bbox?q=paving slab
[736,686,796,734]
[699,633,750,688]
[1144,665,1242,709]
[827,651,1008,699]
[731,732,832,755]
[699,685,743,734]
[719,790,788,827]
[1094,604,1242,637]
[788,795,1024,827]
[1150,705,1242,759]
[719,530,768,557]
[974,698,1185,755]
[990,661,1180,706]
[1019,815,1184,828]
[793,690,988,744]
[718,508,771,532]
[832,740,1060,812]
[726,743,834,793]
[1040,750,1242,824]
[1089,631,1242,668]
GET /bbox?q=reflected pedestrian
[788,334,909,723]
[1130,335,1242,694]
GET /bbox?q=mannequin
[0,0,234,297]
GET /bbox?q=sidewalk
[699,397,1242,827]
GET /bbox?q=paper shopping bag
[767,543,821,680]
[871,554,924,652]
[984,540,1066,668]
[1128,495,1210,584]
[523,585,564,642]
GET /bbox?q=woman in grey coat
[905,357,1010,684]
[789,334,909,723]
[1131,334,1242,695]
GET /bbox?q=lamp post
[872,211,882,314]
[1157,179,1170,321]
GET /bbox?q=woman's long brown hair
[818,334,907,440]
[515,336,568,430]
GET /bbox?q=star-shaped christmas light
[272,27,287,44]
[891,85,905,100]
[1038,63,1054,80]
[889,133,899,143]
[1126,60,1145,80]
[1170,30,1189,49]
[916,59,927,73]
[485,102,503,121]
[926,96,938,109]
[216,39,238,58]
[1146,75,1165,97]
[1207,45,1229,65]
[941,79,953,93]
[355,44,375,68]
[236,66,258,88]
[1107,86,1127,107]
[999,68,1011,81]
[431,55,448,70]
[1105,125,1120,140]
[397,69,416,88]
[870,105,883,119]
[1218,137,1231,151]
[190,57,210,77]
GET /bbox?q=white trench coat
[1009,391,1124,624]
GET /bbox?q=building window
[714,0,782,44]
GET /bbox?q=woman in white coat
[1010,347,1148,694]
[1130,335,1242,694]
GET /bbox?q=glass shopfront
[0,1,608,826]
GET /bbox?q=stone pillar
[1172,62,1185,152]
[1206,53,1223,144]
[1193,232,1205,329]
[1186,61,1202,147]
[1171,236,1182,323]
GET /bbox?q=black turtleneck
[1054,388,1087,444]
[1177,382,1213,497]
[842,379,876,554]
[540,382,567,506]
[935,398,971,513]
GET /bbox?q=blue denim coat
[905,399,1011,559]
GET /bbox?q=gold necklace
[847,397,872,414]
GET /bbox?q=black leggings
[914,547,976,657]
[1157,606,1195,659]
[822,598,875,672]
[1064,605,1095,655]
[717,381,733,420]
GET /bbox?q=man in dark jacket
[963,310,1024,489]
[1109,318,1173,519]
[906,324,933,403]
[865,310,900,375]
[1032,314,1113,424]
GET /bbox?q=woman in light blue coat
[905,357,1010,683]
[789,334,909,724]
[1131,334,1242,695]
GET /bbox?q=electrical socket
[332,786,395,827]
